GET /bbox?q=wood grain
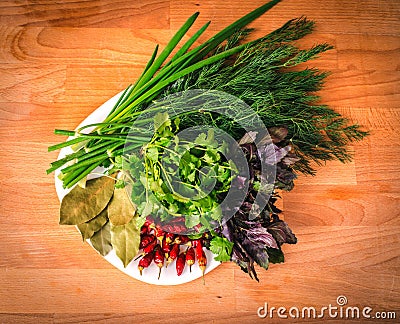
[0,0,399,323]
[0,0,169,28]
[170,0,400,35]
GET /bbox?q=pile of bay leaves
[60,174,140,267]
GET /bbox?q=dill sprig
[162,17,368,174]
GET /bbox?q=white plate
[55,91,220,285]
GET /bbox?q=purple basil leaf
[274,145,291,162]
[238,131,258,145]
[231,245,248,269]
[282,152,300,166]
[267,247,284,263]
[259,144,291,165]
[258,144,277,164]
[241,237,270,270]
[267,220,297,245]
[220,221,232,241]
[244,225,279,249]
[276,165,297,184]
[237,224,280,270]
[232,175,247,189]
[231,243,259,281]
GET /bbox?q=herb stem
[48,136,87,152]
[64,159,107,189]
[61,154,110,174]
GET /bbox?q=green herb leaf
[209,235,234,262]
[210,205,222,220]
[90,222,113,256]
[110,217,140,267]
[137,197,155,217]
[59,176,115,225]
[136,214,147,229]
[113,155,124,170]
[107,187,136,226]
[115,179,126,189]
[77,208,108,241]
[154,112,171,135]
[194,129,217,148]
[146,146,159,162]
[185,214,200,228]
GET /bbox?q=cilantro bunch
[124,112,237,232]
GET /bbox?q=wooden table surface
[1,0,399,323]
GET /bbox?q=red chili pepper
[139,234,155,249]
[143,239,157,254]
[174,235,190,245]
[144,217,154,228]
[165,232,175,244]
[154,226,165,243]
[134,239,157,261]
[138,251,154,276]
[163,224,188,234]
[188,239,201,248]
[197,250,207,273]
[186,247,195,272]
[166,243,180,267]
[140,225,148,235]
[154,245,164,280]
[195,242,207,284]
[196,243,207,272]
[162,238,172,259]
[194,239,203,252]
[140,218,154,235]
[176,251,186,276]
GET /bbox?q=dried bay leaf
[77,208,108,241]
[60,176,115,225]
[110,217,140,267]
[107,187,136,226]
[90,222,112,256]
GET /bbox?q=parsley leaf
[209,235,234,262]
